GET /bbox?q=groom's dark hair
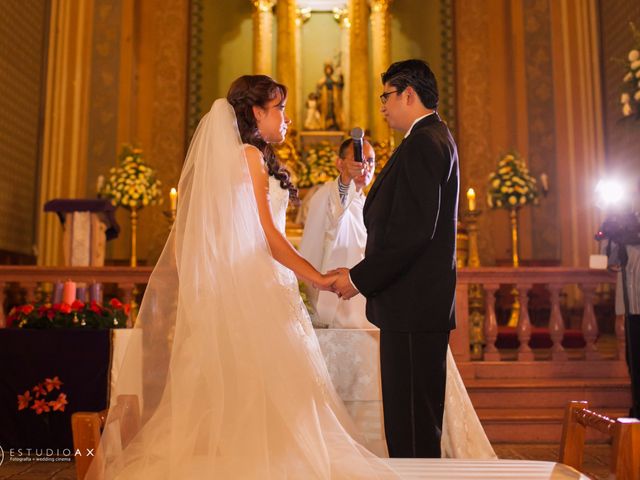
[381,59,438,109]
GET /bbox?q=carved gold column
[370,0,392,141]
[252,0,275,75]
[276,0,298,128]
[37,0,95,265]
[348,0,369,131]
[295,8,311,131]
[334,8,351,130]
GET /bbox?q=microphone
[350,127,364,163]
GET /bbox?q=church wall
[86,0,123,200]
[199,0,253,115]
[387,0,443,145]
[456,0,607,267]
[598,0,640,178]
[0,1,49,260]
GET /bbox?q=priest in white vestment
[300,138,376,328]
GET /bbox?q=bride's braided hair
[227,75,299,204]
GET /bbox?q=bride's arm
[244,145,334,289]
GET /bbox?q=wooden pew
[71,394,140,480]
[560,400,640,479]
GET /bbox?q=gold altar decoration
[348,0,368,130]
[252,0,276,75]
[370,0,393,141]
[100,146,163,267]
[487,151,538,326]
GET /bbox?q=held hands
[311,269,359,300]
[326,268,359,300]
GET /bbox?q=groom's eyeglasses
[379,90,399,104]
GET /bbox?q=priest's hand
[327,268,359,300]
[344,158,366,181]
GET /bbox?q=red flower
[52,303,62,311]
[32,383,47,398]
[47,309,55,320]
[6,308,17,328]
[49,393,68,412]
[59,303,72,314]
[124,304,131,315]
[20,305,34,315]
[109,298,123,309]
[37,305,48,316]
[17,390,32,410]
[71,300,85,311]
[44,376,62,392]
[31,399,50,414]
[89,300,102,314]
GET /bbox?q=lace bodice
[268,175,289,233]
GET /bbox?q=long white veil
[86,99,397,479]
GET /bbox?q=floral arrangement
[7,298,129,329]
[18,377,67,414]
[621,23,640,118]
[372,140,392,175]
[297,142,340,188]
[487,151,539,209]
[100,145,163,209]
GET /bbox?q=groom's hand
[328,268,359,300]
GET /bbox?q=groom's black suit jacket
[350,113,459,333]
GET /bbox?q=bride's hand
[313,272,339,292]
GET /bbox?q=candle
[76,286,87,302]
[62,280,76,305]
[53,282,63,304]
[170,187,178,211]
[90,283,103,303]
[466,188,476,211]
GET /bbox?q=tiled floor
[0,443,611,479]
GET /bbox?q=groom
[331,59,459,458]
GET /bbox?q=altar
[314,328,386,456]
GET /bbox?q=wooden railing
[0,266,621,364]
[451,267,619,362]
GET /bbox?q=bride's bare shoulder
[243,144,268,181]
[243,143,263,160]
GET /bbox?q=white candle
[170,187,178,211]
[466,188,476,211]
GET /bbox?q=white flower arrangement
[487,151,539,210]
[100,146,163,210]
[621,23,640,118]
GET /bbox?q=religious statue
[303,93,323,130]
[316,61,344,131]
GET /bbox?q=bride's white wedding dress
[87,99,491,480]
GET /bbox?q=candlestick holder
[163,209,177,231]
[463,208,484,359]
[129,207,138,267]
[507,207,521,327]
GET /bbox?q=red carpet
[496,326,586,349]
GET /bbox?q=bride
[87,75,492,480]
